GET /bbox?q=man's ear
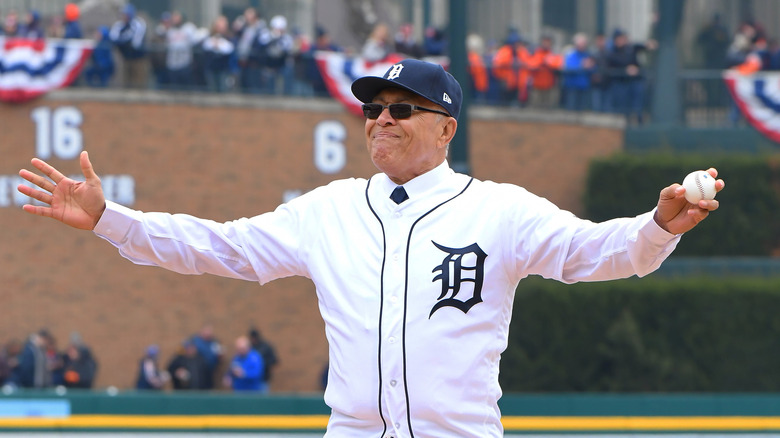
[438,118,458,149]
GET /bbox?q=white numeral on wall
[313,120,346,174]
[31,106,84,160]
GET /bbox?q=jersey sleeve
[558,209,680,282]
[93,198,310,285]
[507,187,680,283]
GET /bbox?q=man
[562,32,595,111]
[61,342,98,389]
[606,29,656,125]
[223,335,264,391]
[249,327,278,392]
[162,11,207,90]
[525,34,563,108]
[63,3,82,39]
[257,15,293,95]
[135,344,168,390]
[189,324,222,389]
[167,340,209,390]
[18,59,723,437]
[109,3,148,89]
[492,30,532,105]
[12,332,49,389]
[232,7,266,93]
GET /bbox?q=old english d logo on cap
[386,64,404,80]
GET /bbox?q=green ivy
[583,154,780,256]
[500,276,780,392]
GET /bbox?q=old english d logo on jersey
[386,63,404,80]
[430,241,487,317]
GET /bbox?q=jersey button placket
[381,209,408,436]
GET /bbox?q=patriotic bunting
[314,51,447,116]
[724,70,780,143]
[0,37,94,103]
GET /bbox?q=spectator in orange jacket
[467,33,489,102]
[526,35,563,108]
[492,29,533,106]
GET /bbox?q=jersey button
[388,336,396,344]
[394,211,401,218]
[390,295,398,303]
[390,380,397,387]
[395,422,401,429]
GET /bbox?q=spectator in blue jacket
[85,26,115,87]
[12,332,49,388]
[562,32,595,111]
[305,25,341,97]
[109,3,148,89]
[201,15,235,92]
[18,10,44,39]
[223,335,264,392]
[190,324,223,389]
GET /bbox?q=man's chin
[370,153,399,174]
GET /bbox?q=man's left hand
[654,168,725,235]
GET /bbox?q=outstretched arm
[17,151,106,230]
[654,168,725,235]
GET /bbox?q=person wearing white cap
[18,59,724,437]
[258,14,294,94]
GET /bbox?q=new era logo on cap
[351,59,463,120]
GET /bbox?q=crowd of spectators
[694,17,776,125]
[0,5,775,120]
[0,324,278,393]
[0,2,661,123]
[0,329,97,390]
[133,324,278,393]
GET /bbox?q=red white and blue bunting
[315,51,447,117]
[0,37,93,103]
[724,70,780,143]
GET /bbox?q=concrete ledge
[471,105,627,129]
[45,88,344,113]
[42,88,627,129]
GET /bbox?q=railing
[678,69,739,129]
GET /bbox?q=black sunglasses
[362,103,450,119]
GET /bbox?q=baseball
[682,170,717,204]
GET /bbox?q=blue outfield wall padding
[1,390,331,416]
[0,399,70,417]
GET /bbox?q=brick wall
[0,91,623,391]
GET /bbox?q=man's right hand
[18,150,107,230]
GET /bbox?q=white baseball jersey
[93,161,679,438]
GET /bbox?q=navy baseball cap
[351,58,463,120]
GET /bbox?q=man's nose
[376,107,397,126]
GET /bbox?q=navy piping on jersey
[365,175,474,438]
[364,177,389,437]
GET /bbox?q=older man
[18,59,722,437]
[223,335,263,392]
